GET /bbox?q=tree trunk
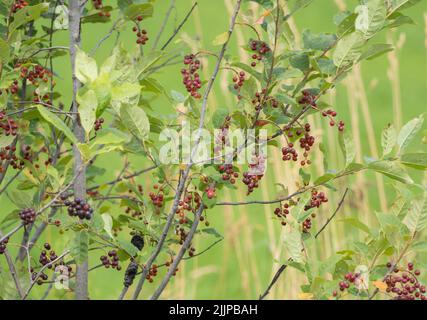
[68,0,88,300]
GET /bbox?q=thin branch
[314,188,349,239]
[160,2,198,51]
[90,18,121,56]
[0,231,25,299]
[87,165,156,192]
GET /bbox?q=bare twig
[160,2,198,51]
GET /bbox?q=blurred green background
[1,0,426,299]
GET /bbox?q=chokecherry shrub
[0,0,425,301]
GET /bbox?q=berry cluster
[100,250,122,270]
[31,270,48,285]
[249,40,270,68]
[20,64,51,86]
[305,190,328,210]
[218,164,239,184]
[282,123,315,166]
[281,143,298,162]
[242,153,266,195]
[0,237,9,255]
[145,264,158,283]
[11,0,28,13]
[0,80,19,96]
[181,54,202,99]
[94,118,104,131]
[0,145,25,173]
[132,16,148,45]
[149,185,164,209]
[385,262,426,300]
[125,206,143,219]
[176,226,189,244]
[322,109,345,131]
[19,208,36,225]
[64,198,93,220]
[274,202,292,226]
[298,89,317,107]
[38,243,58,268]
[301,190,328,233]
[231,71,246,100]
[0,111,18,136]
[176,192,202,225]
[92,0,110,17]
[205,186,216,200]
[333,271,362,296]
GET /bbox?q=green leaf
[368,160,413,184]
[400,153,427,170]
[283,231,303,263]
[0,135,14,148]
[212,32,228,46]
[117,239,138,258]
[339,217,371,235]
[389,0,422,15]
[91,128,131,146]
[37,106,78,145]
[290,53,310,72]
[397,115,424,154]
[333,31,365,69]
[70,231,89,264]
[7,190,33,209]
[299,168,311,185]
[291,191,311,222]
[381,123,397,157]
[123,3,153,20]
[200,228,223,238]
[314,173,335,186]
[355,0,386,39]
[75,48,98,84]
[360,43,394,61]
[338,131,356,167]
[111,83,141,114]
[120,105,150,142]
[302,30,336,51]
[101,213,114,239]
[9,3,49,35]
[403,195,427,233]
[0,38,9,63]
[77,89,98,135]
[212,108,229,128]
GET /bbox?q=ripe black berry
[65,198,93,220]
[100,250,121,270]
[19,208,36,225]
